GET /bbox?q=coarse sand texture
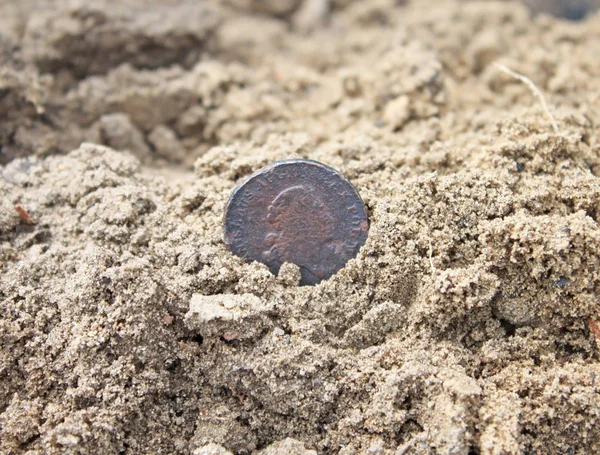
[1,1,600,454]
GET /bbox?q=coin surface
[224,159,369,286]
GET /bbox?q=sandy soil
[1,1,600,454]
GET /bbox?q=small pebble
[554,276,569,288]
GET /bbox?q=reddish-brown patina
[224,159,369,286]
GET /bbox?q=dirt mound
[1,1,600,454]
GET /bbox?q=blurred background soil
[1,0,600,454]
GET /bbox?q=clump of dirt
[1,1,600,454]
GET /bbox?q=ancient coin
[223,159,369,286]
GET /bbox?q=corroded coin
[224,159,369,286]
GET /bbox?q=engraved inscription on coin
[223,159,369,286]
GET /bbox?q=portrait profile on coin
[224,159,369,286]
